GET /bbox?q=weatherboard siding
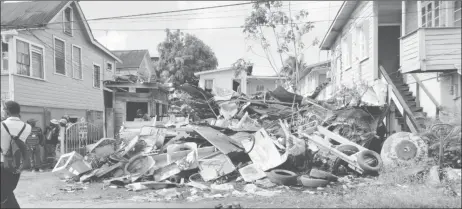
[1,75,9,100]
[12,3,116,111]
[330,1,375,88]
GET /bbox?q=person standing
[44,119,59,168]
[55,119,67,160]
[25,119,44,172]
[1,101,32,208]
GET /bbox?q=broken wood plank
[192,126,244,155]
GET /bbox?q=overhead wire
[16,7,458,32]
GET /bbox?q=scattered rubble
[51,84,461,202]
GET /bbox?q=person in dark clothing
[25,118,44,172]
[44,119,60,168]
[1,101,32,209]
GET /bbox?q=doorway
[233,79,241,93]
[126,102,148,121]
[378,26,401,77]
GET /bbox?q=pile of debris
[51,83,461,200]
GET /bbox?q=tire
[332,145,359,175]
[357,150,383,173]
[266,169,298,186]
[300,175,330,188]
[380,132,428,169]
[309,169,338,182]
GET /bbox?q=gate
[64,122,101,156]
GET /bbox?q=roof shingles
[1,1,68,28]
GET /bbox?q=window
[72,45,82,79]
[204,79,213,92]
[30,46,44,79]
[15,39,45,79]
[106,62,113,72]
[63,7,73,35]
[342,34,352,69]
[455,1,462,27]
[1,41,8,73]
[256,85,264,92]
[16,40,30,76]
[93,64,101,88]
[356,20,369,60]
[54,38,66,75]
[421,1,446,27]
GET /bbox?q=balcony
[400,27,461,73]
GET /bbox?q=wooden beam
[411,73,441,110]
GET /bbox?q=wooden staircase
[388,72,427,131]
[379,66,425,133]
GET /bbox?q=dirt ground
[14,170,462,208]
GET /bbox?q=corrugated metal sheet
[112,50,148,69]
[1,1,68,28]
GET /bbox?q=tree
[155,29,218,85]
[242,1,319,91]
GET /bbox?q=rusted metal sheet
[192,126,244,156]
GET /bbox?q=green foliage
[242,1,319,88]
[155,29,218,85]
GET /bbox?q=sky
[80,1,343,76]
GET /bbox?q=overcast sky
[80,1,342,76]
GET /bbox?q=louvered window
[31,45,44,79]
[54,38,65,75]
[72,45,82,79]
[93,64,101,88]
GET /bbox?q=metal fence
[64,122,101,156]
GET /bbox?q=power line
[32,7,458,32]
[1,1,256,29]
[89,3,340,22]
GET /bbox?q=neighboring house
[319,1,461,133]
[297,60,331,100]
[0,1,122,133]
[103,80,169,137]
[194,66,286,96]
[112,50,155,82]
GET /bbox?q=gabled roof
[1,1,122,63]
[1,1,68,27]
[112,50,149,69]
[319,1,358,50]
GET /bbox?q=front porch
[401,27,462,73]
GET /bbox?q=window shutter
[31,51,43,78]
[72,46,82,79]
[55,39,65,74]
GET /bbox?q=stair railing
[379,65,422,133]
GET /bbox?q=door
[378,26,401,76]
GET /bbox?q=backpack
[46,126,57,142]
[26,127,42,146]
[1,122,28,174]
